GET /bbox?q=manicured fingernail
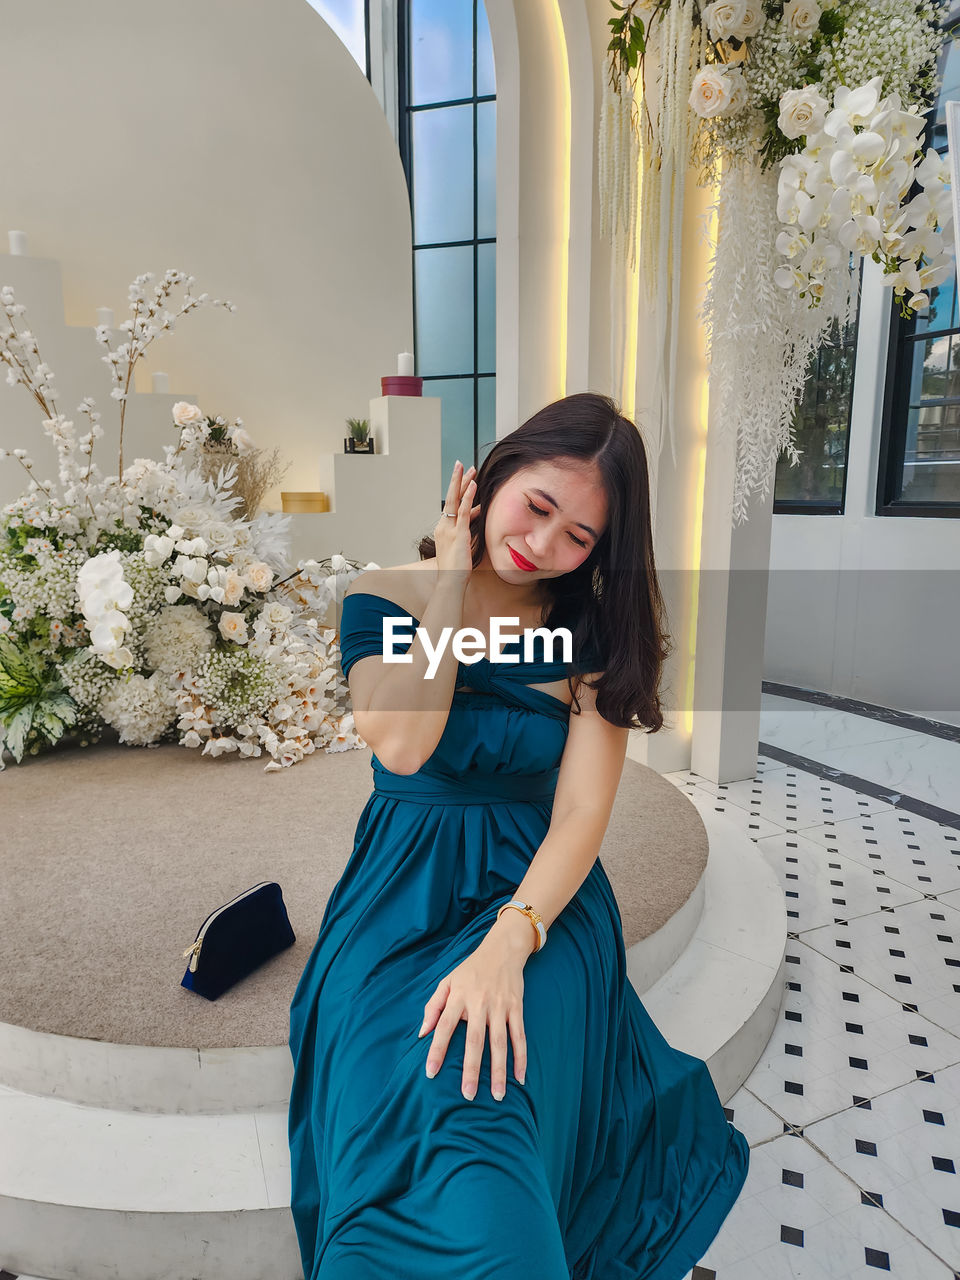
[418,1027,426,1037]
[518,1071,525,1086]
[425,1062,437,1079]
[493,1089,504,1101]
[463,1086,475,1100]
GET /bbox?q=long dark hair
[416,391,673,733]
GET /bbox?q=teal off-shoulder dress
[287,591,749,1280]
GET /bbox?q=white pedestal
[280,393,442,568]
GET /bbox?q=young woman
[288,392,750,1279]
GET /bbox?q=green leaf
[0,634,40,692]
[3,705,32,762]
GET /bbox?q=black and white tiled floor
[678,687,960,1280]
[4,687,960,1280]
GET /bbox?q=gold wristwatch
[496,899,547,953]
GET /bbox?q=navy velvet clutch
[181,880,296,1001]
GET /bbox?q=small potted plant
[344,417,374,454]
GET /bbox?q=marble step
[635,799,787,1103]
[0,812,785,1280]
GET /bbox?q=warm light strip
[623,83,643,422]
[680,185,718,737]
[550,0,571,397]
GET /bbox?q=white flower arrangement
[675,0,952,318]
[0,271,378,770]
[601,0,952,524]
[773,76,954,315]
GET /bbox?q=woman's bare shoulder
[344,560,437,616]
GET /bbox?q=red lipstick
[508,546,537,571]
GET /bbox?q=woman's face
[481,459,608,585]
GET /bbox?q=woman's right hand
[434,460,480,578]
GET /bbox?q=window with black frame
[879,13,960,515]
[398,0,496,488]
[774,263,862,511]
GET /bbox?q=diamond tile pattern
[674,719,960,1280]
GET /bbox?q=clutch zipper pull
[182,938,203,972]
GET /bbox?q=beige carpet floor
[0,739,706,1050]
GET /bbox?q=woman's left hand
[418,923,532,1100]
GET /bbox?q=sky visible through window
[305,0,367,74]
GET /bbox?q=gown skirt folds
[288,592,750,1280]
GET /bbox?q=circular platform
[0,739,708,1110]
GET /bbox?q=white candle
[151,372,169,394]
[398,351,415,376]
[8,231,27,256]
[97,307,114,329]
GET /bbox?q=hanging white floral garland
[599,0,954,524]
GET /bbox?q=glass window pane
[775,309,857,505]
[413,105,475,244]
[887,22,960,507]
[902,405,960,502]
[477,101,497,240]
[934,32,960,127]
[410,0,474,105]
[305,0,367,74]
[478,376,496,458]
[477,242,495,374]
[909,334,950,402]
[415,246,474,375]
[425,378,475,483]
[912,272,956,336]
[477,1,496,97]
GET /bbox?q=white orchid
[174,536,208,558]
[916,146,951,189]
[825,76,885,132]
[76,550,135,669]
[775,72,955,318]
[143,533,175,567]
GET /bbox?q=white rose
[222,570,246,607]
[203,522,236,552]
[261,601,293,629]
[778,86,830,140]
[219,612,249,645]
[229,426,256,456]
[739,3,763,37]
[703,0,747,41]
[689,65,737,118]
[783,0,821,40]
[172,401,205,428]
[725,67,748,115]
[172,506,213,532]
[244,561,274,593]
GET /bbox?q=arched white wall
[0,0,413,509]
